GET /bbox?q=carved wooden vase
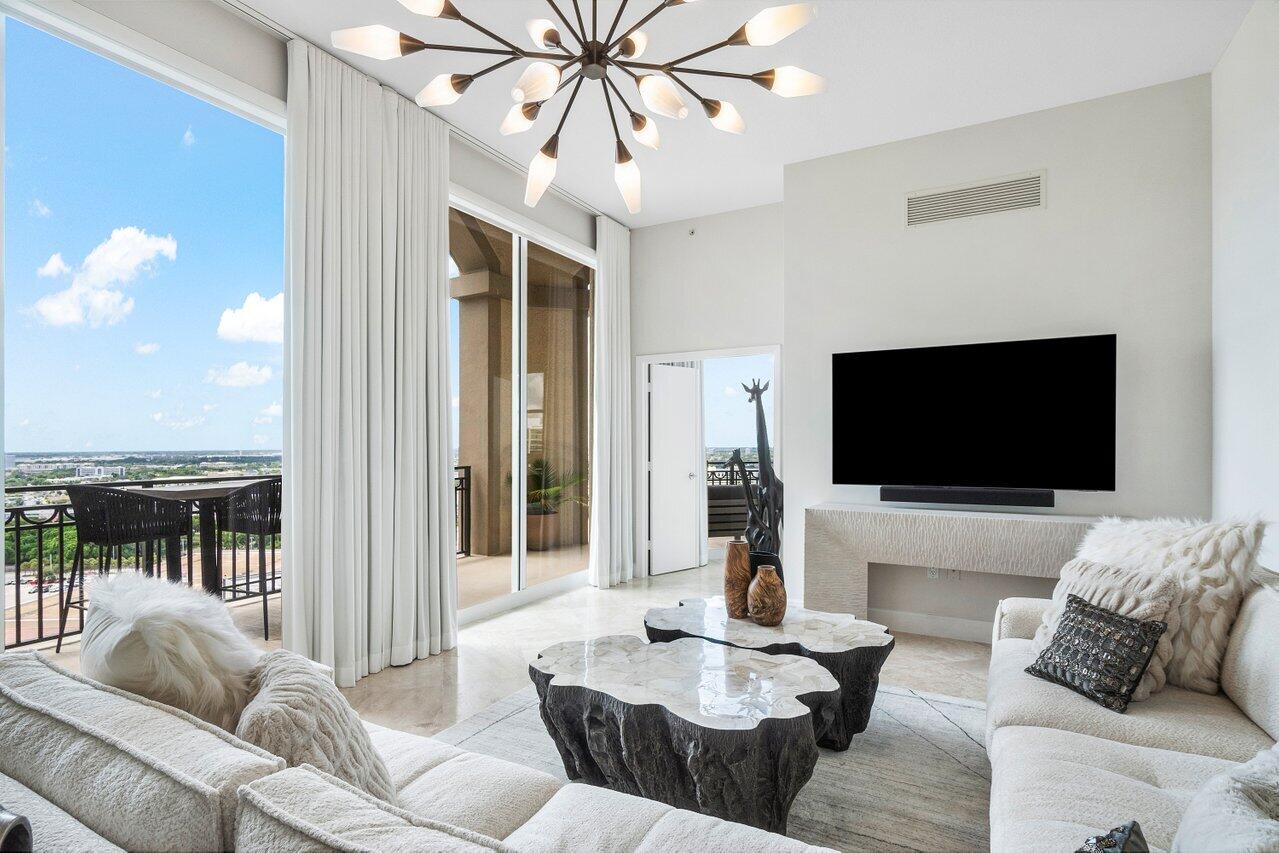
[724,540,753,618]
[747,565,787,627]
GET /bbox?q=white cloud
[37,253,70,278]
[262,401,283,419]
[205,361,273,388]
[202,403,217,413]
[451,395,460,408]
[134,342,160,356]
[723,385,739,398]
[152,411,204,430]
[30,198,51,218]
[253,416,272,425]
[18,419,30,428]
[182,126,196,147]
[253,434,269,446]
[33,227,177,327]
[218,292,283,344]
[146,389,162,399]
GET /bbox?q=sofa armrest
[992,597,1052,643]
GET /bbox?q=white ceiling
[244,0,1250,228]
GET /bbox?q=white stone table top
[644,597,893,655]
[531,635,839,731]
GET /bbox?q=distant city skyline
[4,21,284,453]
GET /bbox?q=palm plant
[527,458,586,516]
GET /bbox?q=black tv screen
[832,334,1116,491]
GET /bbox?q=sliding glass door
[448,207,593,610]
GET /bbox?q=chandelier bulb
[703,99,745,134]
[526,19,561,50]
[501,102,543,135]
[614,142,642,215]
[525,135,559,208]
[512,62,562,103]
[729,3,815,47]
[416,73,473,107]
[751,66,826,97]
[630,113,661,150]
[638,75,688,120]
[397,0,460,18]
[618,31,648,60]
[330,26,426,60]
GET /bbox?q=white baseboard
[459,570,587,627]
[867,607,993,645]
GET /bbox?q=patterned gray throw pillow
[1026,595,1167,713]
[1077,820,1149,852]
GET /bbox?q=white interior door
[649,364,702,574]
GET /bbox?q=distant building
[75,466,125,478]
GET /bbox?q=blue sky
[5,20,284,453]
[703,354,774,448]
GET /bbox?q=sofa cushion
[1221,584,1279,741]
[364,721,561,840]
[237,651,395,803]
[1171,744,1279,852]
[235,765,513,852]
[0,652,283,851]
[0,770,123,853]
[1030,559,1178,700]
[504,783,834,853]
[986,639,1273,762]
[988,725,1237,853]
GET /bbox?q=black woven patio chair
[57,486,190,652]
[216,478,282,640]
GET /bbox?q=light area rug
[434,684,990,852]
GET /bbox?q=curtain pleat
[283,40,456,687]
[587,216,635,588]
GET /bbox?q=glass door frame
[449,185,596,607]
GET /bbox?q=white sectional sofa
[986,582,1279,852]
[0,650,832,852]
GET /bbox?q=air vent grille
[907,174,1042,226]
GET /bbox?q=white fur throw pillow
[237,650,397,805]
[1031,558,1179,701]
[80,573,262,730]
[1077,517,1266,694]
[1172,745,1279,852]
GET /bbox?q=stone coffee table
[644,597,894,751]
[529,634,840,834]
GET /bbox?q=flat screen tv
[832,334,1116,491]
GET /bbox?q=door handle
[688,473,695,479]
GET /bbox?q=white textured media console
[803,503,1095,619]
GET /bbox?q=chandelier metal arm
[555,76,586,136]
[603,0,630,47]
[665,39,733,68]
[607,0,669,52]
[603,72,640,116]
[544,0,586,47]
[601,79,623,141]
[592,0,598,41]
[666,71,705,104]
[616,60,753,81]
[611,59,642,83]
[570,0,588,46]
[472,55,521,80]
[452,11,523,54]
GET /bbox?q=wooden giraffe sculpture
[728,379,784,582]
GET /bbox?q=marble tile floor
[39,561,992,738]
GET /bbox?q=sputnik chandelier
[331,0,824,215]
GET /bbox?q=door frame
[633,344,783,578]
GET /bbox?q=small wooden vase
[747,565,787,627]
[724,540,752,618]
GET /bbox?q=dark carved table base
[645,625,895,751]
[529,667,836,834]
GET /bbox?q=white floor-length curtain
[283,40,456,687]
[587,216,634,588]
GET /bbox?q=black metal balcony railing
[4,475,280,650]
[706,461,760,486]
[6,469,476,649]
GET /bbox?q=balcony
[5,469,476,649]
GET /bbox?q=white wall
[1212,0,1279,569]
[782,77,1213,604]
[630,203,783,356]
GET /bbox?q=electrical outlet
[927,567,940,580]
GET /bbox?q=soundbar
[879,485,1055,508]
